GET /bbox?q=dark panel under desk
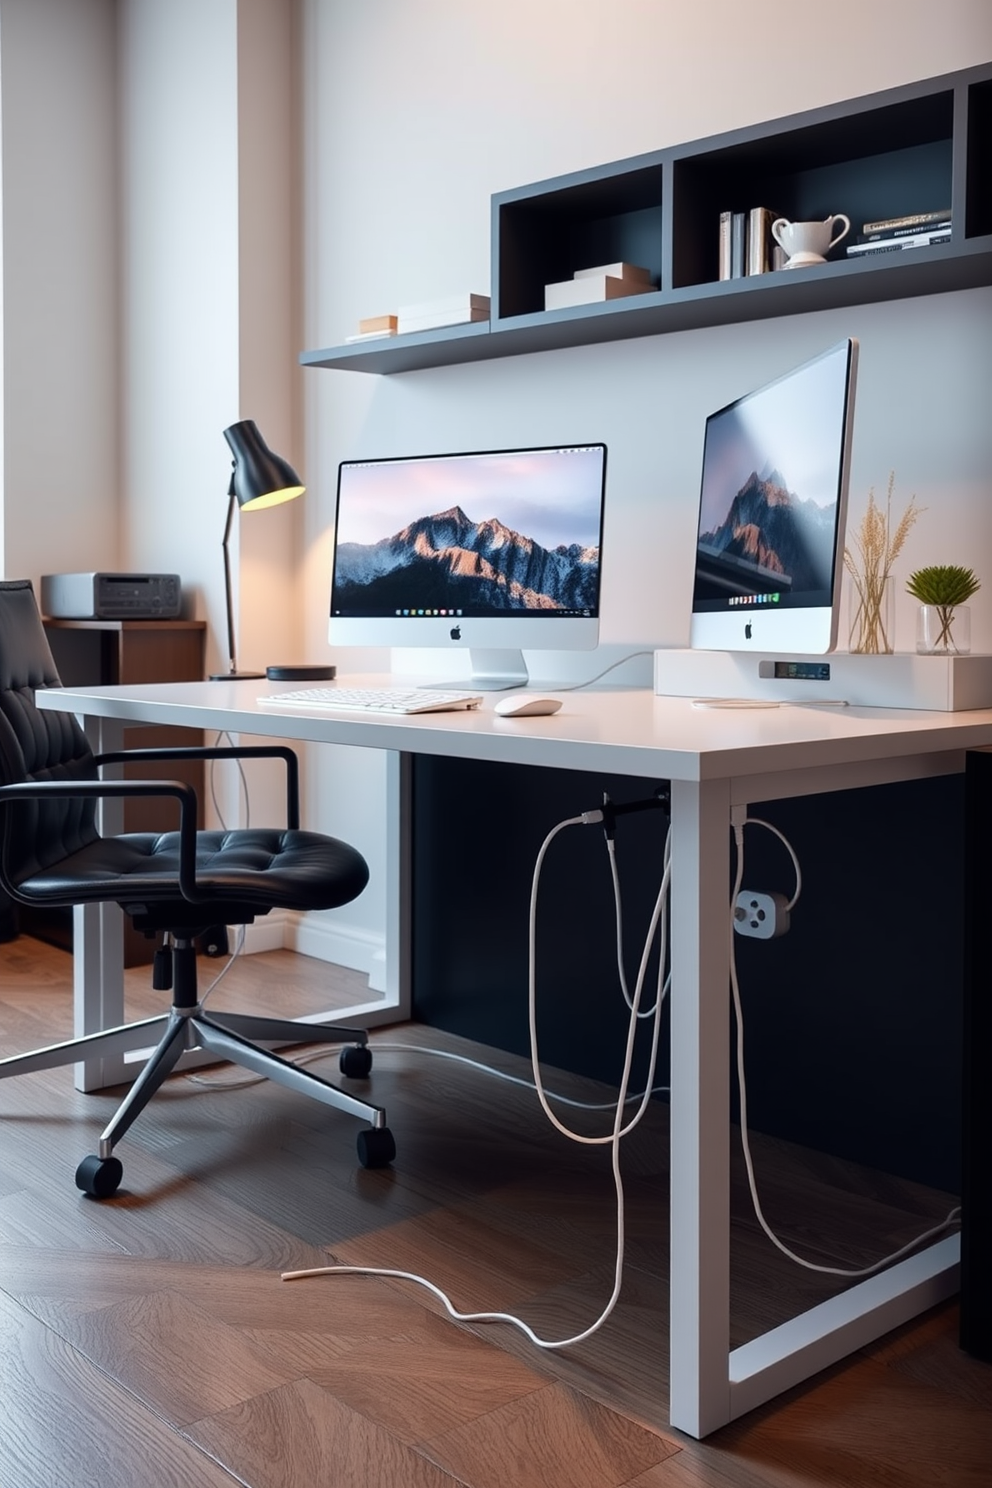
[412,757,963,1194]
[961,748,992,1360]
[411,756,670,1098]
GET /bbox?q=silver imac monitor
[328,443,607,689]
[689,338,859,656]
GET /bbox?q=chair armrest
[0,778,206,902]
[94,744,300,829]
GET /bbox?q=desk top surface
[36,675,992,786]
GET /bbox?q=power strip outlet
[734,889,790,939]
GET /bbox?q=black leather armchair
[0,579,394,1197]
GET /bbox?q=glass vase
[849,575,895,654]
[916,604,971,654]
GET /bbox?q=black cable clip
[598,785,670,841]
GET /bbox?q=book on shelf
[731,211,746,279]
[358,313,398,334]
[747,206,780,275]
[845,228,951,257]
[855,218,950,244]
[861,207,951,234]
[345,328,399,343]
[718,210,733,280]
[719,207,783,280]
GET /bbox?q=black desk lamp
[209,420,333,683]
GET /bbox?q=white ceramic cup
[770,214,851,265]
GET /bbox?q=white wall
[0,0,119,583]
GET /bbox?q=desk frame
[36,679,992,1439]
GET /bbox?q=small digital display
[773,661,831,681]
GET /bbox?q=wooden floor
[0,936,989,1487]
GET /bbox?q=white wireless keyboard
[258,685,484,715]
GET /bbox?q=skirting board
[654,649,992,711]
[230,910,386,991]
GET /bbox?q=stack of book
[345,314,398,344]
[718,208,785,280]
[544,261,654,311]
[396,293,490,334]
[844,209,951,259]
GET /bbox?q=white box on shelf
[544,274,654,311]
[397,292,489,318]
[573,261,653,284]
[396,309,489,333]
[653,648,992,712]
[396,293,490,334]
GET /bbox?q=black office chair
[0,579,395,1197]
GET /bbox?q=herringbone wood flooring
[0,937,989,1487]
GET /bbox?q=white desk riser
[35,677,992,1439]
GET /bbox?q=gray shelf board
[301,238,992,376]
[300,317,492,374]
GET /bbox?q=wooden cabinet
[300,61,992,376]
[34,619,207,965]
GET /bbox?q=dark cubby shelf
[301,62,992,376]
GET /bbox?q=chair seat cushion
[14,828,369,914]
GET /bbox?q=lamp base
[265,664,337,682]
[208,669,265,681]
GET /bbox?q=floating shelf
[301,61,992,376]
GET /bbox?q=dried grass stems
[844,473,923,653]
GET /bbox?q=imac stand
[427,649,529,692]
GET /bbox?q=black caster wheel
[357,1126,396,1169]
[75,1154,123,1199]
[340,1044,373,1079]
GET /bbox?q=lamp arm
[220,484,238,676]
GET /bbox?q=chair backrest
[0,579,100,889]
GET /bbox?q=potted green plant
[905,564,981,653]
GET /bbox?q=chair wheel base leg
[75,1154,123,1198]
[357,1127,395,1169]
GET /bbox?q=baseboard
[234,909,386,991]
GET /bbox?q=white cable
[740,814,802,910]
[608,830,671,1016]
[552,649,653,691]
[731,816,959,1276]
[283,810,673,1351]
[186,1036,671,1103]
[209,730,251,831]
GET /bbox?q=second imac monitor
[329,443,606,689]
[690,338,859,656]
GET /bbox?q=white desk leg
[73,714,126,1092]
[384,751,412,1021]
[668,776,732,1438]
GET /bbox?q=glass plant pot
[916,604,971,654]
[849,575,895,654]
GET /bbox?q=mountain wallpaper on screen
[334,506,599,611]
[699,467,836,591]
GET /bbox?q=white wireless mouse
[493,694,563,718]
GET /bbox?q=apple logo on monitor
[450,625,461,640]
[745,622,752,640]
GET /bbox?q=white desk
[36,676,992,1439]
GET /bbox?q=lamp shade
[223,419,304,510]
